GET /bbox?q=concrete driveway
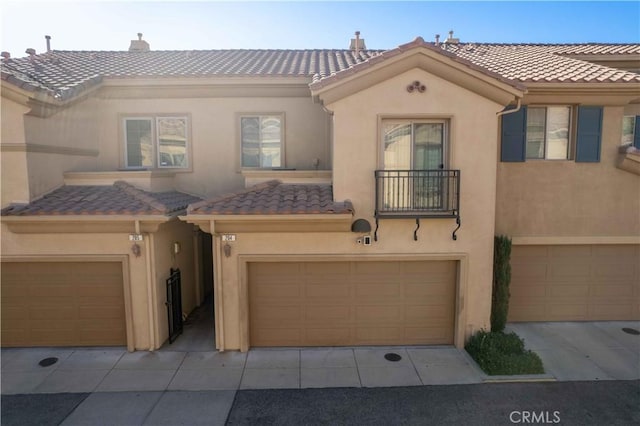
[506,321,640,381]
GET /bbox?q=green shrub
[465,330,544,375]
[491,235,512,332]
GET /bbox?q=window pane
[622,116,635,145]
[260,116,281,168]
[157,118,188,168]
[125,119,153,168]
[545,107,570,160]
[383,123,411,170]
[526,107,545,159]
[413,123,443,170]
[241,117,260,167]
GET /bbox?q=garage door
[249,261,456,347]
[509,245,640,321]
[1,261,127,347]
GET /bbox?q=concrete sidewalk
[1,321,638,426]
[1,346,482,395]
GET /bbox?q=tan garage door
[249,260,456,347]
[509,245,640,321]
[1,261,127,347]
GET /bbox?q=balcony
[374,169,461,240]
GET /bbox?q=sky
[1,1,639,57]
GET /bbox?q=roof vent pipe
[45,35,51,52]
[129,33,150,52]
[445,30,460,44]
[349,31,366,56]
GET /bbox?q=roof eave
[2,214,170,234]
[180,213,354,233]
[523,82,640,105]
[98,75,314,99]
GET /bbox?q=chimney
[45,35,51,52]
[445,30,460,45]
[128,32,150,52]
[349,31,366,55]
[435,34,440,46]
[1,51,10,60]
[25,48,36,59]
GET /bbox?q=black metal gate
[165,268,183,344]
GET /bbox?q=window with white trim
[124,116,189,169]
[525,106,571,160]
[240,115,283,168]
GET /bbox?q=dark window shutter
[500,106,527,162]
[575,106,603,162]
[634,116,640,149]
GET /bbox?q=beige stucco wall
[212,67,511,350]
[330,68,506,343]
[25,153,99,202]
[24,98,103,150]
[0,219,197,351]
[215,231,474,351]
[22,99,101,200]
[1,96,100,206]
[1,97,30,206]
[95,95,331,199]
[152,219,199,345]
[4,86,331,205]
[496,106,640,237]
[1,97,28,144]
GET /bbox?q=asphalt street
[2,380,639,426]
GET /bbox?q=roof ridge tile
[113,180,167,213]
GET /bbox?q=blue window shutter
[500,106,527,162]
[575,106,603,162]
[634,116,640,149]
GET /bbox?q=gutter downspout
[496,98,522,117]
[212,221,225,351]
[147,232,158,349]
[139,218,156,351]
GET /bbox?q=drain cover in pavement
[384,353,402,362]
[39,357,58,367]
[622,327,640,335]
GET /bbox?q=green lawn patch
[465,330,544,375]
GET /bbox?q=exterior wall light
[351,219,372,233]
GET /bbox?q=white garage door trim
[1,255,134,351]
[238,254,468,351]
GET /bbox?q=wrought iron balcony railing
[374,169,461,240]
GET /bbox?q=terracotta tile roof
[536,44,640,55]
[1,181,201,217]
[188,180,353,215]
[439,42,640,83]
[0,49,384,100]
[2,41,638,101]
